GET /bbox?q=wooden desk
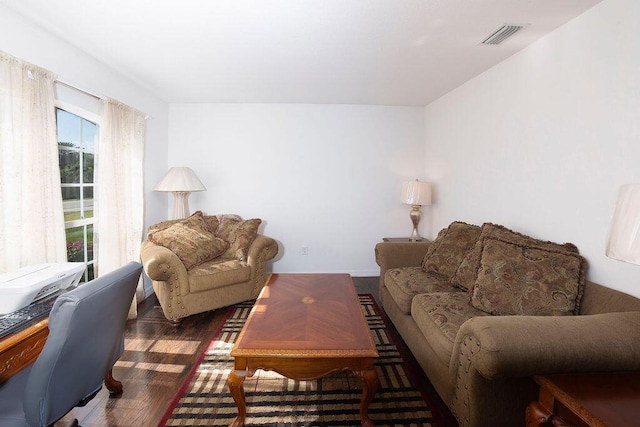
[526,372,640,427]
[0,319,49,383]
[0,318,122,393]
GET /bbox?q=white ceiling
[3,0,603,106]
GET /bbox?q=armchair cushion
[420,221,481,280]
[470,237,587,316]
[149,211,227,269]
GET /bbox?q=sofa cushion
[384,267,459,314]
[421,221,481,280]
[412,292,489,366]
[451,222,580,291]
[149,211,228,269]
[188,258,251,293]
[222,218,262,261]
[470,237,587,316]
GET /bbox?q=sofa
[140,211,278,322]
[375,221,640,427]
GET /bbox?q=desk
[0,319,122,393]
[0,319,49,383]
[526,373,640,427]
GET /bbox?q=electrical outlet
[301,246,309,255]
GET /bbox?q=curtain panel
[0,51,66,273]
[97,98,145,318]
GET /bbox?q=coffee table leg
[227,369,247,427]
[359,368,379,427]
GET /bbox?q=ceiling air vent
[481,24,526,45]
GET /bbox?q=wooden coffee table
[227,273,379,426]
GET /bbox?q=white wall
[1,4,169,296]
[423,0,640,296]
[167,104,425,276]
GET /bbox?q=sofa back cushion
[451,223,579,291]
[421,221,481,280]
[221,218,262,261]
[470,237,587,316]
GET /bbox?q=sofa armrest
[453,311,640,381]
[375,241,431,269]
[375,241,431,293]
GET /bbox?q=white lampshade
[401,180,432,206]
[153,167,206,192]
[154,167,206,219]
[606,184,640,265]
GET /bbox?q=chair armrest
[246,235,278,265]
[246,234,279,297]
[453,311,640,381]
[140,240,187,281]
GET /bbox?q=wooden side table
[382,237,425,242]
[526,372,640,427]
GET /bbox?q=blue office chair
[0,261,142,427]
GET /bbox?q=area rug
[160,295,441,426]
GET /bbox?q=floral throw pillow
[421,221,481,280]
[470,237,587,316]
[451,223,580,291]
[149,211,227,269]
[222,218,262,261]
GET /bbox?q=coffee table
[227,273,379,426]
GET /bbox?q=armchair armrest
[453,311,640,381]
[140,240,190,296]
[246,234,279,297]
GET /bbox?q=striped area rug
[160,295,438,426]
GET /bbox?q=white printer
[0,263,86,314]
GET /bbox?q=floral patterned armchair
[140,211,278,322]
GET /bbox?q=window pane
[59,149,80,183]
[65,226,85,262]
[81,119,97,152]
[86,264,95,282]
[83,151,94,183]
[57,109,81,147]
[62,187,81,221]
[83,187,94,219]
[86,224,94,262]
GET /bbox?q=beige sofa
[140,211,278,322]
[375,221,640,427]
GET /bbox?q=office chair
[0,261,143,427]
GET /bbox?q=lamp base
[171,191,192,219]
[408,205,423,241]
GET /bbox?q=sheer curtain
[97,98,145,318]
[0,51,66,273]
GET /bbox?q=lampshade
[400,180,432,206]
[153,167,206,192]
[606,184,640,265]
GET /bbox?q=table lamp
[606,184,640,265]
[401,179,432,241]
[154,167,206,219]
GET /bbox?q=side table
[526,372,640,427]
[382,237,425,242]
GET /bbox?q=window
[56,108,97,281]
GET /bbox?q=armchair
[140,212,278,322]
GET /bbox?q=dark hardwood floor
[61,276,457,427]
